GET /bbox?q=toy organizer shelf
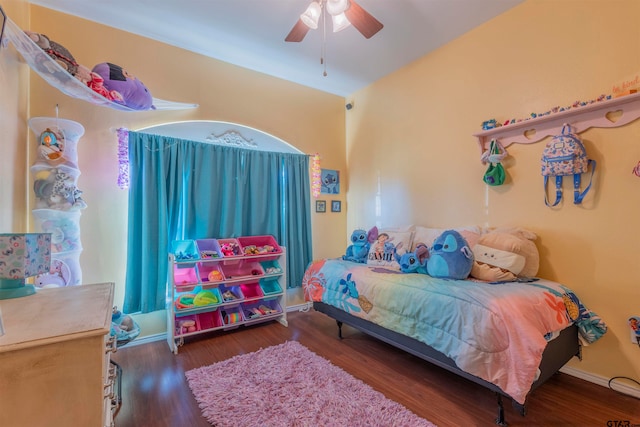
[166,235,287,354]
[473,92,640,153]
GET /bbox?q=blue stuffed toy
[343,226,377,263]
[394,243,429,274]
[426,230,474,279]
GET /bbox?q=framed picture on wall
[316,200,326,213]
[331,200,341,213]
[320,169,340,194]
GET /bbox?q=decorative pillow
[412,225,481,251]
[366,230,414,270]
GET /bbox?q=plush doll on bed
[394,243,429,274]
[426,230,474,279]
[342,226,377,263]
[470,227,539,282]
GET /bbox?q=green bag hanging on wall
[482,139,506,186]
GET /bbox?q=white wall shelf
[473,92,640,153]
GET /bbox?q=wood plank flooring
[112,309,640,427]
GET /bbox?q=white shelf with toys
[166,235,287,354]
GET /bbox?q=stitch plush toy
[426,230,474,279]
[342,226,377,263]
[394,243,429,274]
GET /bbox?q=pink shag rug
[186,341,437,427]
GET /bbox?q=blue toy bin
[259,278,282,296]
[237,235,282,261]
[260,260,283,276]
[195,238,224,260]
[171,240,200,265]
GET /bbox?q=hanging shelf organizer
[2,17,198,112]
[473,92,640,153]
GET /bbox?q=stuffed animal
[394,243,429,274]
[426,230,474,280]
[470,228,540,282]
[24,30,79,75]
[343,226,377,263]
[91,62,154,110]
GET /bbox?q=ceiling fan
[285,0,384,42]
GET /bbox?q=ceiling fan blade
[285,18,310,42]
[345,0,384,39]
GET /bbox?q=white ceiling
[29,0,523,97]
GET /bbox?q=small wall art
[331,200,341,213]
[315,200,326,213]
[321,169,340,194]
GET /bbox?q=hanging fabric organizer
[473,92,640,153]
[2,17,198,112]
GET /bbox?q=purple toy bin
[242,299,282,324]
[195,238,224,260]
[175,314,198,336]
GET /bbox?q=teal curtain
[123,132,312,314]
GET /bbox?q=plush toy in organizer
[342,226,377,263]
[394,243,429,274]
[91,62,154,110]
[470,228,540,282]
[24,30,79,76]
[426,230,474,280]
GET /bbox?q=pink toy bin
[237,235,282,261]
[217,238,243,259]
[197,262,225,284]
[173,265,199,288]
[196,310,223,331]
[195,238,223,260]
[239,282,264,301]
[175,314,198,336]
[221,261,264,280]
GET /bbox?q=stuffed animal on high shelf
[426,229,474,280]
[342,226,378,263]
[394,243,429,274]
[91,62,154,110]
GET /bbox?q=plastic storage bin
[196,310,223,331]
[240,282,264,301]
[197,263,225,284]
[221,307,244,330]
[173,265,199,287]
[238,235,282,261]
[195,238,224,260]
[242,299,282,324]
[260,260,283,276]
[217,238,243,258]
[221,261,264,280]
[259,278,282,296]
[171,240,200,263]
[174,287,222,315]
[218,284,244,305]
[175,315,198,336]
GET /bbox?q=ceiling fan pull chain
[322,2,328,76]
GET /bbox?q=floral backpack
[541,124,596,206]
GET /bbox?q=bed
[302,258,607,425]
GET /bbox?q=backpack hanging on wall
[541,123,596,207]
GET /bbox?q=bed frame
[313,301,581,426]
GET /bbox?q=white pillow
[366,230,414,270]
[412,226,481,251]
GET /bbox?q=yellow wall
[4,6,348,333]
[347,0,639,383]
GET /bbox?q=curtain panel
[124,132,312,314]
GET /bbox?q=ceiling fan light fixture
[325,0,349,16]
[332,13,351,32]
[300,2,322,29]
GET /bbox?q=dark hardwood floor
[112,309,639,427]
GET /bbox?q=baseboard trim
[120,332,166,348]
[560,366,640,399]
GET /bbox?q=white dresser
[0,282,116,427]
